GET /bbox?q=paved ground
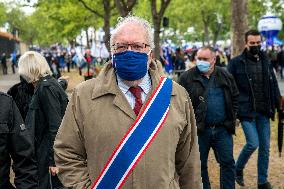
[2,70,284,188]
[0,73,19,93]
[2,72,284,94]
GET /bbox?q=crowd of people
[0,52,20,75]
[159,45,231,75]
[41,47,107,81]
[0,15,282,189]
[267,45,284,80]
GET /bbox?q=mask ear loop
[147,49,152,56]
[112,54,116,69]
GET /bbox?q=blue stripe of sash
[96,78,172,189]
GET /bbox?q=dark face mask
[249,45,261,55]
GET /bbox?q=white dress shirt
[117,73,152,109]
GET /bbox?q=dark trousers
[11,63,16,74]
[1,63,7,74]
[280,65,284,79]
[67,63,70,72]
[198,126,235,189]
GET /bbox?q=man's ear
[212,57,216,63]
[149,50,154,60]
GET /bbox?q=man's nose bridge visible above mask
[127,45,132,51]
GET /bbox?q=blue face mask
[196,60,211,73]
[113,51,148,81]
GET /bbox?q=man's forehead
[197,49,212,57]
[247,35,261,41]
[114,23,147,43]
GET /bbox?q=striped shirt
[117,73,152,109]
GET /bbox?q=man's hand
[235,119,241,127]
[59,75,70,82]
[49,166,59,176]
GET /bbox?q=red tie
[129,86,143,116]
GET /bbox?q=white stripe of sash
[93,77,168,189]
[115,107,170,189]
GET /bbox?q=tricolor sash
[91,76,172,189]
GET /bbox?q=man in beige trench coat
[54,16,201,189]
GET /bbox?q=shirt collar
[116,72,151,94]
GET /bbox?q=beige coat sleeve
[175,92,202,189]
[54,89,91,189]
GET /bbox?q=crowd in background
[1,33,284,189]
[2,44,284,82]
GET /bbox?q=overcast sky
[0,0,37,15]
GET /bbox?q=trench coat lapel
[113,91,137,120]
[91,63,136,120]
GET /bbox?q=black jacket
[0,92,37,189]
[178,66,239,134]
[7,77,68,120]
[7,77,34,119]
[277,49,284,66]
[228,49,281,120]
[25,76,68,189]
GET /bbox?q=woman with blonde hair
[18,51,68,189]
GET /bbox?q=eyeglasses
[248,41,261,45]
[113,42,150,53]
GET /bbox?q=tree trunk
[153,16,161,60]
[212,22,223,46]
[204,22,210,45]
[103,0,111,54]
[78,0,114,54]
[85,29,90,48]
[115,0,137,17]
[202,34,205,46]
[151,0,171,60]
[231,0,248,57]
[201,11,210,46]
[69,39,75,48]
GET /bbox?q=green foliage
[0,2,7,26]
[270,0,284,39]
[132,0,151,21]
[2,0,284,46]
[28,0,101,46]
[160,0,230,44]
[248,0,266,28]
[5,7,26,33]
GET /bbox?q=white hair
[18,51,52,83]
[110,15,154,53]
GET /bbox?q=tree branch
[151,0,157,18]
[158,0,171,17]
[111,4,116,10]
[127,0,137,12]
[122,0,127,8]
[78,0,103,18]
[201,10,207,25]
[115,0,137,16]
